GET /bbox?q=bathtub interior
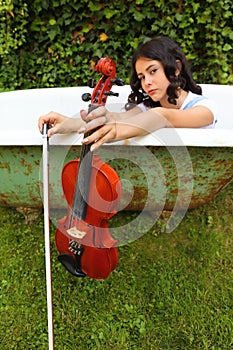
[0,84,232,146]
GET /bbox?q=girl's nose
[144,74,152,85]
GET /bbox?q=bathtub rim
[0,128,232,147]
[0,83,232,147]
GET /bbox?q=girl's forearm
[83,108,169,151]
[114,108,168,140]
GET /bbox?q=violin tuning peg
[111,78,125,86]
[87,78,96,88]
[104,91,119,97]
[82,93,92,102]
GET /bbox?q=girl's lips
[148,89,157,95]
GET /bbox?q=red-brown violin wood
[55,58,124,279]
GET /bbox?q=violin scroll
[82,57,125,105]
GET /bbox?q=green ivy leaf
[0,0,231,88]
[133,11,145,22]
[88,2,102,11]
[49,19,56,26]
[223,43,232,51]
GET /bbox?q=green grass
[1,182,233,350]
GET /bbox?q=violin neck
[71,104,97,220]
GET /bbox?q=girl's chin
[150,95,160,102]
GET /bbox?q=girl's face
[135,57,171,107]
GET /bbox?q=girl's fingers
[82,127,105,144]
[47,125,57,137]
[90,128,116,152]
[38,112,70,135]
[80,106,108,122]
[38,117,53,133]
[38,112,59,132]
[80,109,88,121]
[90,135,109,152]
[78,116,109,134]
[82,124,117,151]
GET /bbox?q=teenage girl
[38,36,218,151]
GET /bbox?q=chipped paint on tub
[0,145,232,214]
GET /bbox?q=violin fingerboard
[71,104,98,220]
[72,149,92,220]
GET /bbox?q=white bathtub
[0,84,232,230]
[0,84,232,146]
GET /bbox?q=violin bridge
[67,226,87,240]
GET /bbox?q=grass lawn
[1,181,232,350]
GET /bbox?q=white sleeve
[137,102,151,112]
[195,99,219,128]
[139,96,219,128]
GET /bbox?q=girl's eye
[150,69,157,75]
[138,75,144,81]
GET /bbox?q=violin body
[55,155,122,279]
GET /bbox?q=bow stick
[42,124,54,350]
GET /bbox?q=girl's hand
[80,106,109,123]
[38,111,83,137]
[78,107,118,151]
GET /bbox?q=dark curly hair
[128,36,202,108]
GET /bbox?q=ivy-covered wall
[0,0,232,91]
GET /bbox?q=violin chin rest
[58,253,86,278]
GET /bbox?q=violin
[55,58,124,279]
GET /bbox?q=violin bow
[42,124,54,350]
